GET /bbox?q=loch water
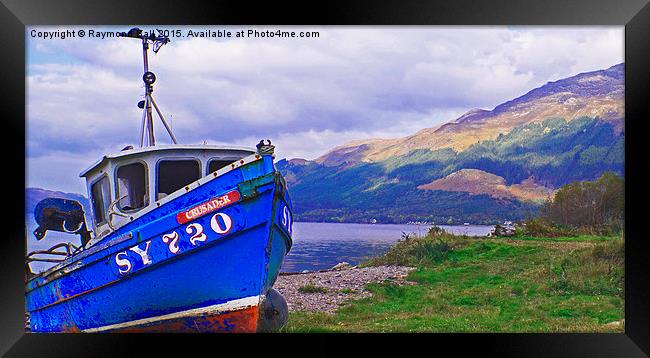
[281,222,494,273]
[25,215,493,274]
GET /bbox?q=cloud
[218,107,467,161]
[26,150,104,194]
[26,26,623,193]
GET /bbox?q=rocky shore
[274,264,415,313]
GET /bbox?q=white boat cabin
[79,144,256,245]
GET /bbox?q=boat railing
[26,242,81,265]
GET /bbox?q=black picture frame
[2,0,649,356]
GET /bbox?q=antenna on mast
[121,27,178,147]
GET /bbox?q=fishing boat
[25,28,293,333]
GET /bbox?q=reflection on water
[281,222,494,273]
[25,215,493,274]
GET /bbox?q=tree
[541,171,624,230]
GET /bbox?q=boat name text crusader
[176,190,241,224]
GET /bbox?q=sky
[26,26,624,194]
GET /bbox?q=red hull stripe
[82,296,259,333]
[176,190,241,224]
[110,306,259,333]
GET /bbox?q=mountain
[315,63,624,166]
[278,64,625,224]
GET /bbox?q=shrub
[412,239,451,265]
[520,218,621,238]
[364,228,467,267]
[520,217,575,237]
[427,225,447,237]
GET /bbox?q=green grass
[499,235,618,243]
[281,233,624,333]
[298,284,328,294]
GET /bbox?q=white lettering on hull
[186,223,207,246]
[162,231,180,254]
[112,211,236,275]
[129,241,153,265]
[115,252,132,275]
[211,213,233,235]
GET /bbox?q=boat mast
[121,28,178,147]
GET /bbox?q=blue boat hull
[26,155,293,332]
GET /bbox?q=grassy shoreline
[280,231,624,333]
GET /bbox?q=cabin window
[207,159,235,175]
[90,176,111,225]
[116,162,149,211]
[157,160,201,200]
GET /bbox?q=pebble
[274,265,415,314]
